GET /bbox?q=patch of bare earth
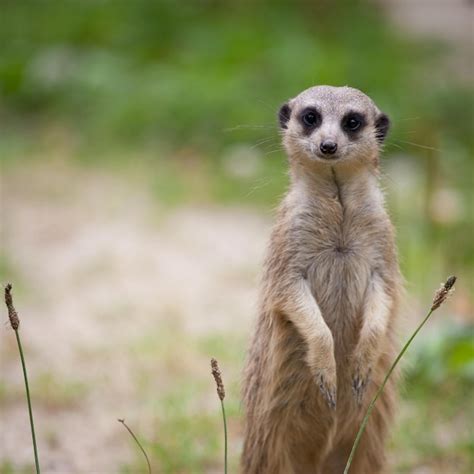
[0,161,270,472]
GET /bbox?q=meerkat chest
[297,201,386,263]
[295,195,388,320]
[289,176,387,259]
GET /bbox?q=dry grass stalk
[210,358,228,474]
[118,418,152,474]
[344,276,457,473]
[4,283,41,473]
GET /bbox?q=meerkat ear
[278,102,292,129]
[375,113,390,143]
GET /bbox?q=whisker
[223,124,276,132]
[256,98,281,114]
[251,136,279,149]
[394,139,441,152]
[263,147,286,157]
[397,117,421,122]
[244,177,274,197]
[384,140,405,152]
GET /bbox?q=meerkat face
[278,86,389,165]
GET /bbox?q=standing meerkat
[242,85,402,474]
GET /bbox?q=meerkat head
[278,85,390,167]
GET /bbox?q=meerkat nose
[320,140,338,155]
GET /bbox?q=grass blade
[118,418,152,474]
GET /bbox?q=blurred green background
[1,1,472,473]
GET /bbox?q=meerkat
[241,85,402,474]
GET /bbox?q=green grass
[0,373,87,411]
[391,382,473,473]
[0,461,35,474]
[118,325,246,473]
[1,0,472,160]
[391,325,474,472]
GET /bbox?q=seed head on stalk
[431,276,456,311]
[211,358,228,474]
[211,357,226,401]
[4,283,41,474]
[5,283,19,330]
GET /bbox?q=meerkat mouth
[312,151,341,161]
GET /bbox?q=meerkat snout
[320,139,338,155]
[278,85,390,164]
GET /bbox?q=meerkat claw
[327,389,337,409]
[352,377,363,404]
[352,368,371,404]
[318,374,337,409]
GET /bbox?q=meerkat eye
[349,118,360,130]
[303,112,317,126]
[300,108,321,128]
[343,113,365,133]
[346,117,361,130]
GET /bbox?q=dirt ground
[0,160,270,472]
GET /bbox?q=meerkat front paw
[351,357,372,404]
[306,330,337,408]
[315,367,337,409]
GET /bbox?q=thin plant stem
[118,419,152,474]
[4,284,40,474]
[220,399,228,474]
[344,276,456,473]
[210,358,227,474]
[15,329,41,474]
[343,309,434,474]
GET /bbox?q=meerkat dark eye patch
[342,112,366,135]
[375,113,390,143]
[278,103,292,129]
[299,107,322,134]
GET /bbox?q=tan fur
[242,86,402,474]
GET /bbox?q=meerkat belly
[309,249,370,319]
[305,232,375,353]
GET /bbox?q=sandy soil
[0,161,270,472]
